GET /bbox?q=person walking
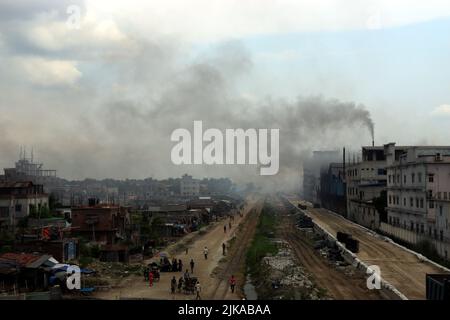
[149,271,154,287]
[190,259,195,274]
[229,275,236,293]
[184,269,190,281]
[144,267,149,281]
[195,281,202,300]
[224,225,227,233]
[222,243,226,256]
[203,246,209,260]
[178,276,184,293]
[172,258,178,272]
[178,259,183,272]
[171,276,177,294]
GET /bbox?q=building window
[421,224,424,234]
[15,204,22,212]
[388,175,392,183]
[404,198,406,206]
[0,207,9,218]
[440,230,444,241]
[440,206,443,216]
[445,192,448,200]
[420,198,424,208]
[412,173,415,183]
[438,192,442,200]
[410,198,414,207]
[416,198,419,208]
[404,175,407,184]
[389,195,392,204]
[430,201,435,209]
[418,172,422,183]
[429,175,434,183]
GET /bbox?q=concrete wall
[380,222,450,261]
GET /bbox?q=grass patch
[246,202,278,278]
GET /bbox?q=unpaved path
[287,197,448,300]
[94,196,260,300]
[278,211,384,299]
[208,199,264,299]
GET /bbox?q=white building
[180,174,200,197]
[386,144,450,245]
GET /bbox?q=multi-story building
[71,204,131,244]
[0,181,49,230]
[3,151,57,187]
[346,145,408,230]
[303,151,340,204]
[386,144,450,248]
[180,174,200,197]
[320,163,346,216]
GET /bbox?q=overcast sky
[1,1,450,189]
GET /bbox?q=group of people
[149,211,243,298]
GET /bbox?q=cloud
[431,104,450,116]
[17,57,82,86]
[87,0,450,41]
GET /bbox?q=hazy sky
[1,1,450,188]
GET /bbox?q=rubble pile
[260,239,327,300]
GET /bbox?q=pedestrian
[203,246,208,260]
[184,269,190,280]
[229,275,236,293]
[224,225,227,233]
[178,259,183,272]
[178,277,184,293]
[149,271,154,287]
[222,243,226,256]
[195,281,202,300]
[144,267,149,281]
[172,258,178,272]
[190,259,195,274]
[171,276,177,294]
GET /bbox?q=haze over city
[1,0,450,189]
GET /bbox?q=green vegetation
[246,202,278,277]
[29,204,52,219]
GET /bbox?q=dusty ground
[208,199,263,299]
[93,196,261,300]
[278,207,384,299]
[288,197,448,300]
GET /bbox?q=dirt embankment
[289,197,448,300]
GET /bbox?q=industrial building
[383,143,450,260]
[303,151,341,204]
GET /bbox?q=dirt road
[208,200,263,299]
[279,213,383,300]
[288,197,447,299]
[94,196,261,300]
